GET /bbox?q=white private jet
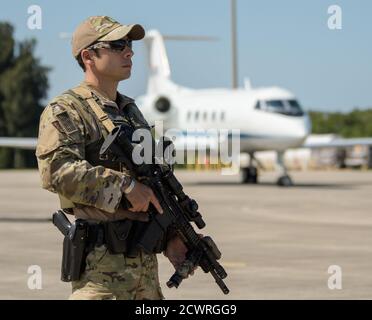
[136,29,311,186]
[136,30,372,185]
[2,29,372,186]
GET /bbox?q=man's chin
[118,71,131,81]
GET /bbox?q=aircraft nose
[289,113,311,143]
[303,113,312,136]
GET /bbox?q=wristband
[124,179,136,194]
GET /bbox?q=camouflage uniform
[36,81,164,300]
[70,245,163,300]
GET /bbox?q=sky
[2,0,372,112]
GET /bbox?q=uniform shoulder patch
[51,103,78,135]
[51,120,64,133]
[55,110,78,134]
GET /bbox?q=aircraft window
[287,100,304,116]
[262,99,304,117]
[212,111,216,121]
[195,111,199,121]
[221,111,225,121]
[203,111,207,121]
[254,101,261,109]
[187,111,191,121]
[288,100,300,108]
[266,100,285,110]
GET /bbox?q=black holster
[61,219,89,282]
[53,211,170,282]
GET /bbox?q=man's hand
[123,180,163,214]
[164,235,189,270]
[164,235,199,276]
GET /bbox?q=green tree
[309,109,372,138]
[0,22,15,168]
[0,22,50,168]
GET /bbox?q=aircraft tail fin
[144,30,175,94]
[143,30,217,94]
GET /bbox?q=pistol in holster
[52,210,88,282]
[52,210,170,282]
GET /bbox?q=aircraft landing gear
[242,152,260,184]
[276,151,293,187]
[277,174,293,186]
[242,166,258,184]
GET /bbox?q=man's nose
[123,46,134,58]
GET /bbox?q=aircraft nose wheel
[277,175,293,187]
[242,167,258,184]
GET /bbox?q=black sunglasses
[88,39,133,52]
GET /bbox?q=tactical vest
[57,86,147,209]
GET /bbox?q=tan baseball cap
[71,16,145,58]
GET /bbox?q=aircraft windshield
[255,99,304,116]
[287,100,303,115]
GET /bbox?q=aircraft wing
[0,133,221,152]
[0,137,38,150]
[2,134,372,152]
[303,136,372,149]
[0,133,220,152]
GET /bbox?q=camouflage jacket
[36,82,148,220]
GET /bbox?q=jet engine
[155,96,171,113]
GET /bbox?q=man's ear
[81,49,95,69]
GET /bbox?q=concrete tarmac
[0,169,371,300]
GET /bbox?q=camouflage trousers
[69,245,164,300]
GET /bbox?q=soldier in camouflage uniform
[36,16,189,300]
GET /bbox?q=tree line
[0,21,49,168]
[309,109,372,138]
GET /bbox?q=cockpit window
[266,100,285,110]
[287,100,303,116]
[257,99,304,116]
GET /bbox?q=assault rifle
[99,124,229,294]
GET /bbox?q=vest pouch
[104,219,133,254]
